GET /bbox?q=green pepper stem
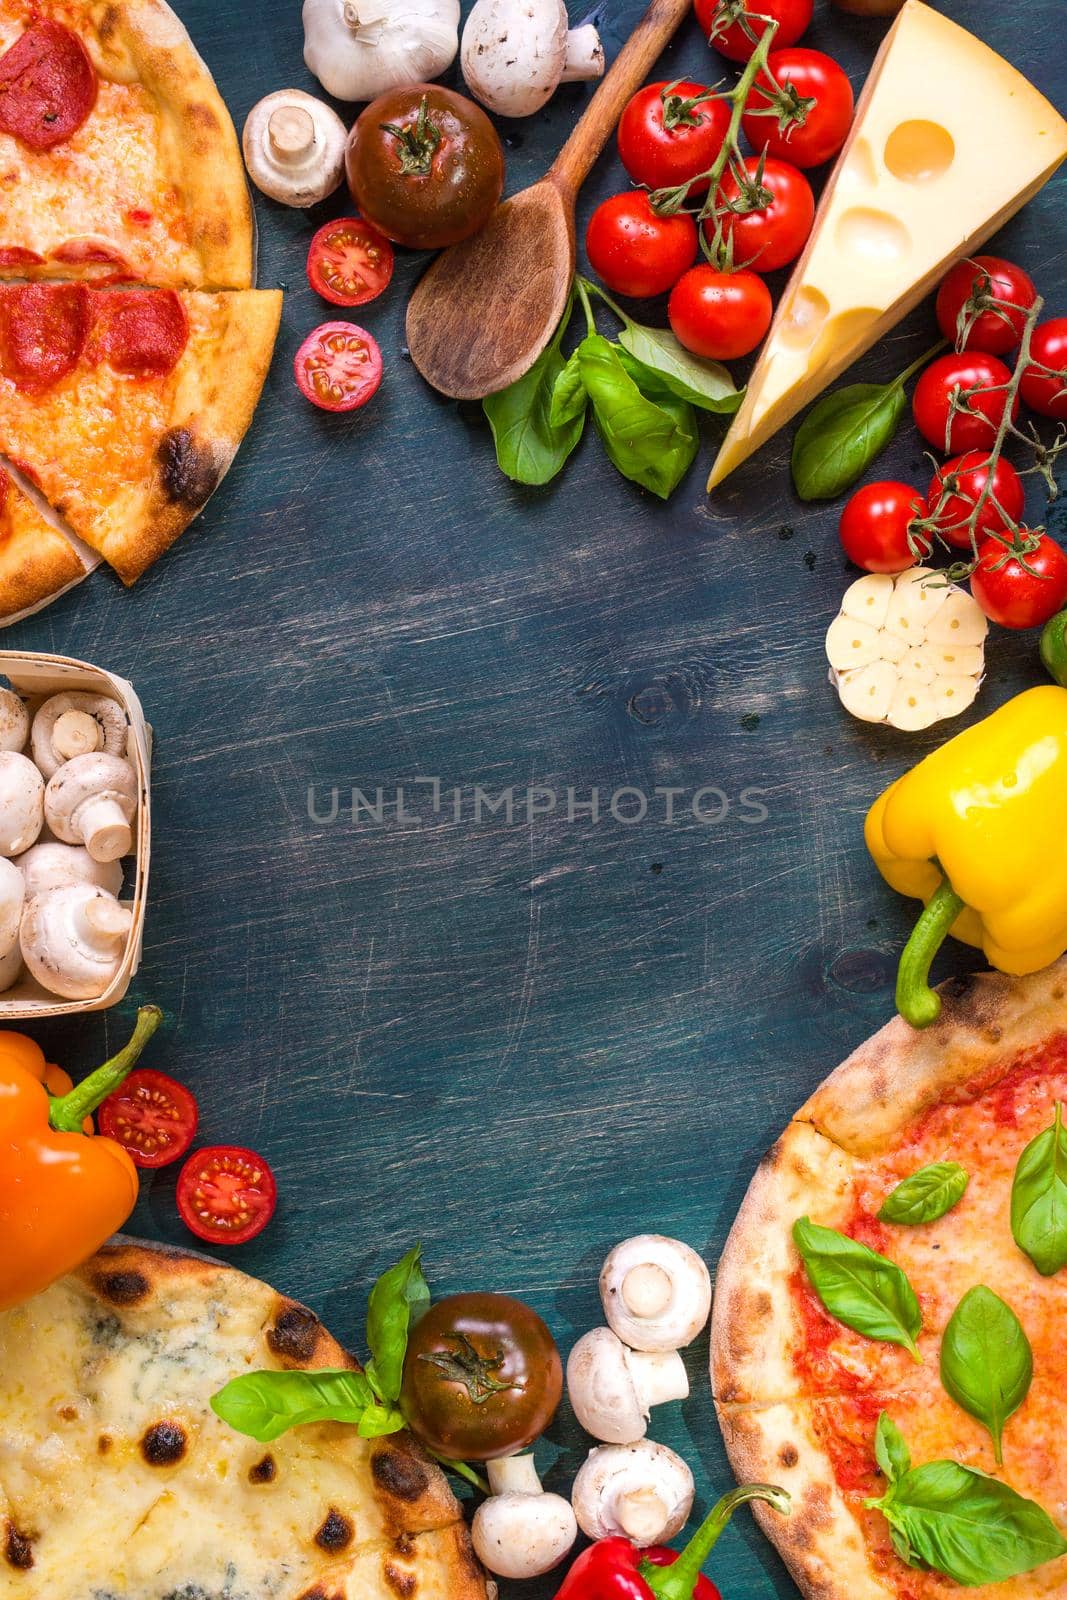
[641,1484,790,1600]
[48,1006,163,1132]
[895,879,965,1030]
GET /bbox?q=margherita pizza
[712,961,1067,1600]
[0,1239,488,1600]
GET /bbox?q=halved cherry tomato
[294,321,382,412]
[97,1069,198,1169]
[306,217,394,308]
[971,532,1067,630]
[668,264,771,359]
[585,191,697,299]
[926,451,1024,549]
[713,156,814,272]
[839,481,925,574]
[695,0,813,61]
[912,352,1017,453]
[617,81,731,195]
[741,49,853,169]
[935,256,1036,356]
[176,1145,277,1245]
[1021,319,1067,420]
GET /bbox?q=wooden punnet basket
[0,651,151,1017]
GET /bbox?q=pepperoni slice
[0,283,89,391]
[88,289,189,378]
[0,21,97,151]
[51,238,133,272]
[0,246,44,268]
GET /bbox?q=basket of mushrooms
[0,651,150,1017]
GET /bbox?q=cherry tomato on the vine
[306,217,394,307]
[713,156,814,272]
[176,1145,277,1245]
[97,1069,198,1169]
[294,321,383,412]
[695,0,813,62]
[400,1292,563,1460]
[741,49,854,169]
[585,190,698,298]
[668,265,772,360]
[839,481,925,574]
[912,352,1017,454]
[935,255,1037,355]
[617,81,731,195]
[1020,318,1067,420]
[971,532,1067,630]
[925,451,1025,549]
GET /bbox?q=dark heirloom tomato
[345,85,504,251]
[400,1292,562,1460]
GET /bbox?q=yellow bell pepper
[866,686,1067,1029]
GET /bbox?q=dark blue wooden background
[16,2,1065,1593]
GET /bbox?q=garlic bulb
[303,0,460,103]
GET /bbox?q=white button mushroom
[31,691,127,779]
[16,841,123,899]
[567,1327,688,1445]
[471,1455,578,1580]
[461,0,604,119]
[303,0,460,104]
[0,856,25,990]
[21,884,133,1000]
[44,752,138,863]
[243,91,348,207]
[0,688,28,753]
[571,1442,695,1546]
[600,1236,713,1353]
[0,751,44,856]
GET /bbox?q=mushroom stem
[487,1455,542,1496]
[76,796,134,863]
[80,894,133,941]
[560,23,604,82]
[616,1486,670,1543]
[268,104,316,162]
[623,1263,673,1319]
[629,1348,689,1411]
[52,709,104,763]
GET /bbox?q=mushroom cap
[17,841,123,899]
[31,692,126,779]
[243,91,347,207]
[0,751,44,856]
[20,883,133,1000]
[0,855,25,988]
[0,689,28,753]
[471,1491,577,1579]
[566,1328,646,1444]
[600,1235,712,1352]
[571,1442,695,1546]
[44,752,138,863]
[461,0,568,117]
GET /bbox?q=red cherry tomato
[741,49,854,169]
[294,321,382,412]
[585,191,698,299]
[971,532,1067,630]
[839,481,925,574]
[668,265,772,359]
[306,217,394,307]
[935,255,1037,355]
[926,451,1025,550]
[912,352,1017,454]
[617,81,731,196]
[695,0,813,62]
[176,1145,277,1245]
[97,1069,199,1170]
[713,156,814,272]
[1020,318,1067,420]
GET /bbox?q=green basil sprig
[585,280,742,415]
[878,1161,969,1226]
[1011,1101,1067,1277]
[577,332,698,500]
[792,1217,922,1358]
[483,292,586,486]
[867,1414,1067,1586]
[940,1286,1032,1464]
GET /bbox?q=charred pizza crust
[0,1240,487,1600]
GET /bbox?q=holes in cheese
[779,286,831,351]
[835,207,912,268]
[884,119,956,183]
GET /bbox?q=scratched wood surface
[11,1,1066,1594]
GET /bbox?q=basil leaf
[578,334,698,500]
[357,1402,407,1439]
[210,1368,374,1443]
[483,303,585,486]
[878,1162,969,1226]
[548,348,587,429]
[365,1244,430,1403]
[617,323,743,414]
[866,1458,1067,1586]
[792,1216,922,1358]
[791,377,907,501]
[1011,1101,1067,1277]
[875,1411,911,1485]
[940,1286,1032,1464]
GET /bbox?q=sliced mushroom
[44,752,138,863]
[31,692,127,780]
[21,883,133,999]
[0,688,28,752]
[0,856,25,990]
[600,1236,712,1353]
[0,751,44,856]
[461,0,604,118]
[243,91,348,207]
[571,1441,694,1546]
[471,1455,578,1579]
[567,1327,688,1444]
[17,841,123,899]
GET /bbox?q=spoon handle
[550,0,696,196]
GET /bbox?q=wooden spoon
[406,0,694,400]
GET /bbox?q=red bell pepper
[554,1484,790,1600]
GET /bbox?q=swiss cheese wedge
[707,0,1067,489]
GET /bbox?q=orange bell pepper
[0,1005,162,1311]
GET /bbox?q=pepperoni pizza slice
[0,0,253,287]
[0,460,87,615]
[0,283,281,582]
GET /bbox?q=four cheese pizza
[712,961,1067,1600]
[0,1240,488,1600]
